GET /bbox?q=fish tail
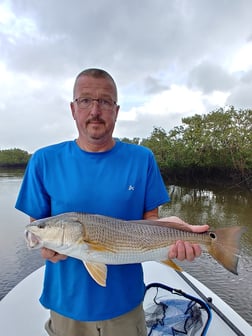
[207,226,246,275]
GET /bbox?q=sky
[0,0,252,153]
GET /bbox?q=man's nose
[90,101,101,116]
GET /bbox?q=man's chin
[88,131,106,140]
[87,125,106,138]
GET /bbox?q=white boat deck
[0,262,251,335]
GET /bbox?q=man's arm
[143,208,209,262]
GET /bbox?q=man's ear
[115,104,120,121]
[70,102,76,120]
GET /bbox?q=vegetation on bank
[0,148,31,168]
[1,107,251,187]
[122,107,252,188]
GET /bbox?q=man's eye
[100,99,111,106]
[80,98,91,104]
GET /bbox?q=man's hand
[41,247,67,263]
[158,216,209,262]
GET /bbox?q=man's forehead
[75,75,116,96]
[76,75,114,88]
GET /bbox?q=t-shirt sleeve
[15,152,51,219]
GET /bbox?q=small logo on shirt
[128,185,135,191]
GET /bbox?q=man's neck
[76,137,115,153]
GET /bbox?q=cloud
[143,76,170,95]
[115,85,208,140]
[241,69,252,84]
[188,61,237,93]
[227,82,252,108]
[0,0,252,152]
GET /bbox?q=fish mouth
[25,230,42,249]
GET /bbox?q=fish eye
[37,222,46,229]
[209,232,216,239]
[37,224,44,229]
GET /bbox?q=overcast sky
[1,0,252,152]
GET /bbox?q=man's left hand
[157,216,209,262]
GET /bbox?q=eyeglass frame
[73,97,117,110]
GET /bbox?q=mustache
[86,117,105,124]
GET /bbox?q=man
[16,68,208,336]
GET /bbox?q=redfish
[25,212,245,286]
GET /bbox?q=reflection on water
[0,170,44,302]
[0,172,252,324]
[160,184,252,324]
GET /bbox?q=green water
[0,171,251,324]
[160,184,252,325]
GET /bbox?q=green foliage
[120,137,141,145]
[141,127,171,169]
[0,148,31,167]
[136,107,252,183]
[177,107,252,172]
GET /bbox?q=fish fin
[86,241,116,253]
[160,259,183,272]
[84,261,107,287]
[207,226,246,275]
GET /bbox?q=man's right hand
[41,247,67,263]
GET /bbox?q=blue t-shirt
[16,140,169,321]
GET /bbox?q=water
[0,170,44,301]
[160,184,252,325]
[0,170,251,325]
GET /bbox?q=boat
[0,262,251,335]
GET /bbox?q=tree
[120,137,140,145]
[140,107,252,186]
[179,107,252,173]
[141,127,170,169]
[0,148,31,167]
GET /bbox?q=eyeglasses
[73,97,117,110]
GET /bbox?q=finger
[190,224,209,233]
[49,253,67,263]
[192,244,202,258]
[41,247,56,259]
[168,244,177,259]
[41,248,67,263]
[183,242,195,261]
[176,240,186,261]
[158,216,186,225]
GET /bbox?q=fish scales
[77,213,211,251]
[25,212,245,286]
